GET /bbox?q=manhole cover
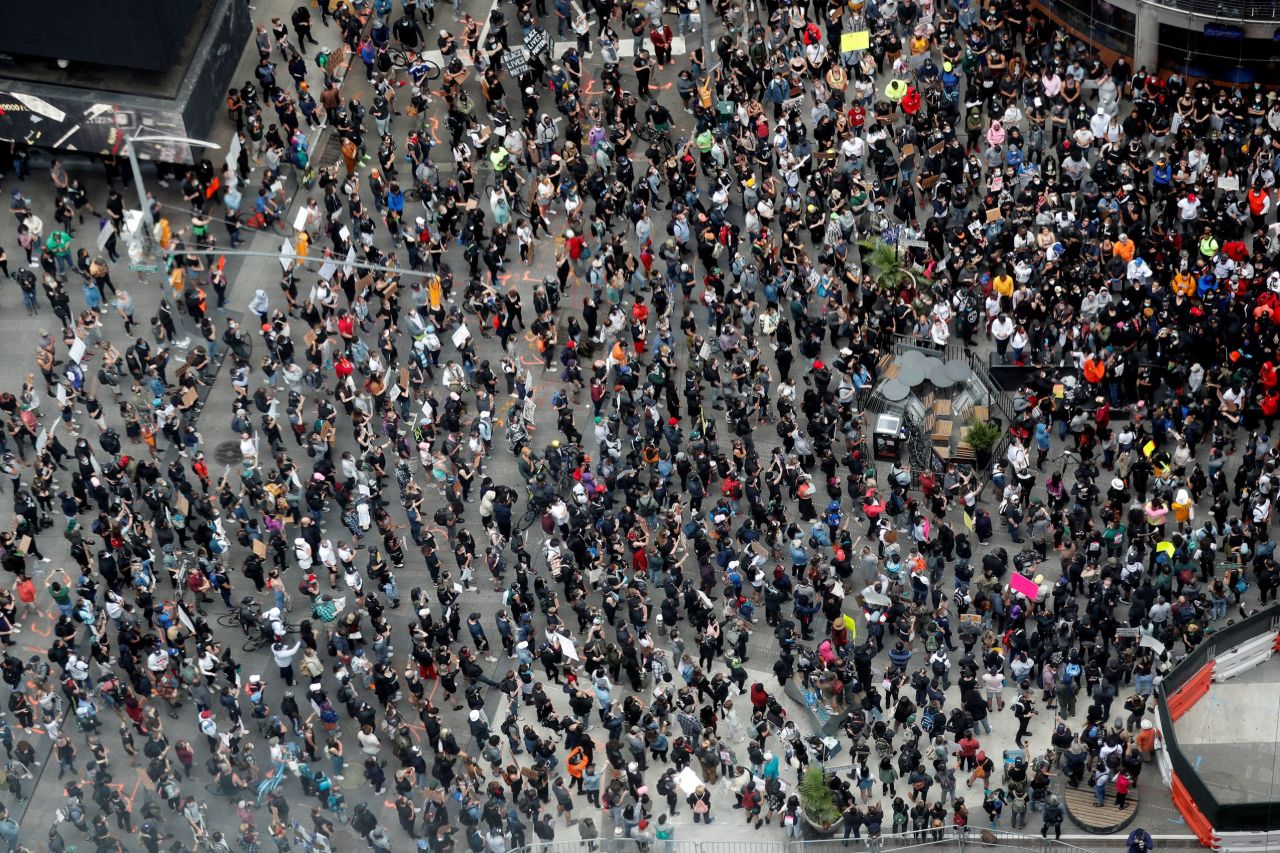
[214,440,244,465]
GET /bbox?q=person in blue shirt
[1126,826,1154,853]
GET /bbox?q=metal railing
[501,828,1150,853]
[1135,0,1280,22]
[887,336,1015,426]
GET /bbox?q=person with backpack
[1040,794,1065,839]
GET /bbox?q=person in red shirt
[565,229,585,273]
[334,354,354,388]
[630,297,649,353]
[649,22,673,66]
[192,451,211,493]
[1262,388,1280,433]
[337,311,355,344]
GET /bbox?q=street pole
[699,0,713,62]
[124,140,155,258]
[123,132,221,264]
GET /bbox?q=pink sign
[1009,572,1039,599]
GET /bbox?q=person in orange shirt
[1112,233,1135,263]
[1172,270,1196,297]
[1083,354,1106,385]
[608,339,629,370]
[1136,720,1161,762]
[566,745,589,792]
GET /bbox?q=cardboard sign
[554,632,580,660]
[502,46,531,77]
[1009,572,1038,599]
[253,540,268,559]
[176,495,190,516]
[675,766,704,795]
[523,28,549,56]
[841,30,870,52]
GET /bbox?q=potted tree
[859,239,918,301]
[798,766,841,837]
[963,418,1004,469]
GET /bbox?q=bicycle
[516,496,549,534]
[483,178,531,217]
[256,763,287,808]
[204,781,254,804]
[635,122,676,157]
[0,760,31,801]
[325,788,349,824]
[217,597,260,630]
[387,48,442,81]
[242,621,298,653]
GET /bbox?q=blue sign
[1204,23,1244,38]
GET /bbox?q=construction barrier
[1166,660,1214,722]
[1171,770,1219,848]
[1213,631,1278,682]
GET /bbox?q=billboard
[0,95,190,161]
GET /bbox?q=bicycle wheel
[634,123,655,142]
[386,47,409,68]
[516,507,539,533]
[242,634,270,653]
[419,58,441,80]
[204,783,244,801]
[216,612,243,628]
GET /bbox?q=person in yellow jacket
[992,270,1014,309]
[1198,226,1219,258]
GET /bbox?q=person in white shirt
[272,639,302,686]
[991,314,1016,361]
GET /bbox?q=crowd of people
[3,0,1279,849]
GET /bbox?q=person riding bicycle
[393,13,423,49]
[644,101,673,136]
[257,606,288,644]
[235,596,261,634]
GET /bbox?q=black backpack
[101,428,121,455]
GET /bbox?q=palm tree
[859,239,917,291]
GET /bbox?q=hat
[669,417,679,426]
[469,710,480,721]
[1112,478,1125,491]
[200,710,213,719]
[1141,720,1153,730]
[249,674,261,684]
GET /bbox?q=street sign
[129,263,160,272]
